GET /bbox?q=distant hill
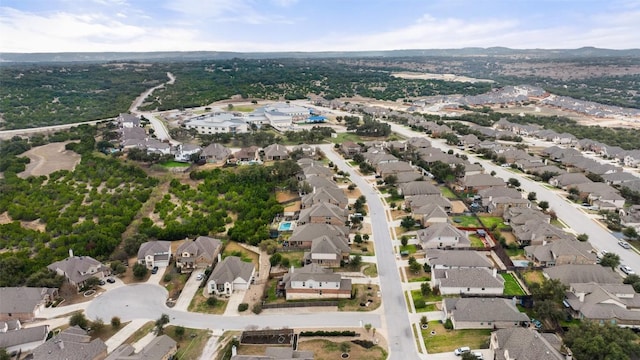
[2,47,639,63]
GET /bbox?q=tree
[400,216,416,230]
[84,276,101,289]
[538,201,549,212]
[421,282,431,296]
[269,253,282,266]
[133,262,148,279]
[527,192,537,201]
[409,261,421,274]
[423,262,431,273]
[363,234,370,242]
[111,316,121,329]
[174,326,185,339]
[508,178,521,188]
[624,274,640,293]
[600,252,621,270]
[564,321,640,360]
[354,234,363,245]
[400,235,409,247]
[206,296,218,307]
[110,260,127,275]
[0,349,9,360]
[91,318,105,334]
[623,226,639,240]
[364,323,372,333]
[69,312,89,330]
[155,313,170,335]
[350,254,362,268]
[384,175,398,186]
[533,299,564,324]
[576,233,589,242]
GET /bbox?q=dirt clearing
[18,142,81,178]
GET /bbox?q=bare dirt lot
[18,142,81,178]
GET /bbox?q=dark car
[98,280,106,286]
[151,266,159,274]
[106,277,116,284]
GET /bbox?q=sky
[1,0,639,53]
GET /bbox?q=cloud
[163,0,296,25]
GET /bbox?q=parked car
[620,265,635,275]
[106,277,116,284]
[98,280,106,286]
[195,273,204,281]
[472,352,484,360]
[618,241,631,249]
[151,266,159,274]
[454,347,471,356]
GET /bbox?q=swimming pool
[278,221,293,232]
[512,260,531,267]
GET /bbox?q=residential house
[340,141,361,157]
[300,187,348,210]
[565,282,640,327]
[0,321,48,354]
[176,236,223,273]
[524,238,596,266]
[145,139,172,155]
[491,327,565,360]
[0,287,58,322]
[395,171,424,184]
[413,204,448,225]
[207,256,255,296]
[512,219,570,246]
[297,202,348,226]
[443,298,529,330]
[263,144,289,161]
[602,171,638,185]
[432,268,504,296]
[31,326,107,360]
[417,223,470,249]
[377,161,415,178]
[48,253,110,290]
[548,173,591,189]
[300,163,333,179]
[303,235,350,267]
[462,174,505,192]
[233,146,260,163]
[572,182,625,208]
[105,334,177,360]
[174,143,201,162]
[543,265,622,286]
[117,113,140,128]
[462,163,484,177]
[200,143,232,163]
[624,150,640,168]
[405,194,452,213]
[487,197,531,217]
[425,249,493,270]
[137,241,172,269]
[293,143,316,157]
[281,264,352,300]
[459,134,481,149]
[406,137,431,150]
[287,223,349,248]
[620,205,640,232]
[503,207,550,227]
[399,181,440,197]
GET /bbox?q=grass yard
[188,291,228,314]
[279,251,305,268]
[363,264,378,277]
[408,275,430,283]
[298,339,387,360]
[124,321,155,344]
[231,105,257,112]
[501,273,526,296]
[400,244,417,255]
[160,161,190,168]
[410,289,442,304]
[440,186,458,199]
[451,215,482,227]
[165,326,210,360]
[338,284,381,311]
[223,241,259,267]
[479,216,509,230]
[329,132,365,144]
[522,270,544,286]
[468,234,485,247]
[422,321,491,353]
[351,242,375,256]
[404,267,430,282]
[551,219,567,228]
[505,246,525,258]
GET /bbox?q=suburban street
[320,144,422,360]
[382,120,640,270]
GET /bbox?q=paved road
[130,72,176,144]
[0,120,107,140]
[85,283,381,332]
[320,144,421,360]
[382,121,640,271]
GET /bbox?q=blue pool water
[278,221,293,231]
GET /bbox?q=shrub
[352,340,375,349]
[414,299,426,309]
[110,316,121,329]
[163,274,173,282]
[443,318,453,330]
[252,303,262,314]
[238,303,249,312]
[206,297,218,307]
[299,330,357,337]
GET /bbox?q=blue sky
[1,0,639,52]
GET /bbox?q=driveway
[174,272,203,311]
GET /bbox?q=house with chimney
[48,252,110,290]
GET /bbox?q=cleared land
[392,72,494,83]
[18,142,81,178]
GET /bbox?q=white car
[195,273,204,281]
[620,265,635,275]
[618,241,631,249]
[454,347,471,356]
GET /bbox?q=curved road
[86,284,381,332]
[383,121,640,270]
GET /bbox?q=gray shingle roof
[493,328,564,360]
[445,297,529,323]
[0,324,48,349]
[209,256,254,284]
[0,287,56,315]
[436,268,504,289]
[47,256,110,285]
[544,264,622,285]
[32,326,107,360]
[425,250,493,268]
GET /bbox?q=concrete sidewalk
[105,318,149,353]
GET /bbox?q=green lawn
[408,276,430,283]
[160,161,190,168]
[451,216,481,227]
[551,219,567,228]
[422,321,491,353]
[479,216,509,230]
[501,273,526,296]
[232,106,257,112]
[411,289,442,304]
[400,244,417,254]
[329,132,364,144]
[505,247,525,257]
[440,186,458,200]
[363,264,378,277]
[469,234,485,247]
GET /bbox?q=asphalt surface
[383,121,640,271]
[320,144,421,360]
